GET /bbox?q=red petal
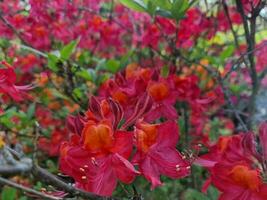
[110,131,133,158]
[201,177,212,193]
[139,155,163,189]
[112,153,139,183]
[259,122,267,161]
[80,157,117,196]
[156,121,179,147]
[149,146,190,179]
[194,158,217,167]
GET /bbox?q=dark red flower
[59,98,139,196]
[0,61,32,101]
[38,128,69,157]
[211,163,267,200]
[132,121,191,188]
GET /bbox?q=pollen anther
[80,167,85,172]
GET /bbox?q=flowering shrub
[0,0,267,199]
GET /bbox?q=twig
[0,12,29,46]
[0,177,62,200]
[32,165,103,200]
[235,0,264,128]
[179,54,249,132]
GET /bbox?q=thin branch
[222,0,240,49]
[179,54,249,132]
[0,177,62,200]
[32,165,104,200]
[0,12,29,46]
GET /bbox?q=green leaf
[60,39,79,60]
[73,88,83,99]
[27,103,36,119]
[171,0,189,21]
[76,68,95,82]
[161,65,169,77]
[18,197,28,200]
[147,0,157,15]
[1,187,16,200]
[183,189,210,200]
[105,59,121,73]
[220,45,235,60]
[154,0,172,10]
[120,0,147,12]
[155,9,173,18]
[207,186,219,200]
[47,53,59,72]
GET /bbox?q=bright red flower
[145,78,177,122]
[59,98,139,196]
[38,128,69,157]
[211,163,267,200]
[198,124,267,199]
[0,61,32,101]
[132,121,191,188]
[259,122,267,162]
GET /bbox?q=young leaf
[60,40,79,60]
[47,53,59,72]
[105,59,121,73]
[1,187,16,200]
[120,0,147,12]
[183,189,210,200]
[76,68,96,82]
[171,0,190,21]
[27,103,36,119]
[154,0,172,10]
[220,45,235,60]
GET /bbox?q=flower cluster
[0,61,32,102]
[197,123,267,199]
[59,65,209,196]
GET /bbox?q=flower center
[83,122,114,152]
[229,165,261,191]
[111,90,128,105]
[148,82,169,101]
[136,123,158,152]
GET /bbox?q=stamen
[91,157,98,166]
[79,168,85,172]
[81,176,87,180]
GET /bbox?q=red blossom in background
[59,98,140,196]
[0,61,32,102]
[38,128,69,157]
[197,122,267,199]
[0,0,266,198]
[133,121,191,188]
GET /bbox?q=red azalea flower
[211,163,267,200]
[259,122,267,162]
[38,128,69,157]
[145,75,178,122]
[198,125,267,199]
[59,98,139,196]
[132,121,191,188]
[0,61,33,101]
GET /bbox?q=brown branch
[0,158,32,176]
[223,41,267,80]
[179,54,249,132]
[0,12,30,47]
[32,165,104,200]
[235,0,265,128]
[222,0,240,49]
[0,177,62,200]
